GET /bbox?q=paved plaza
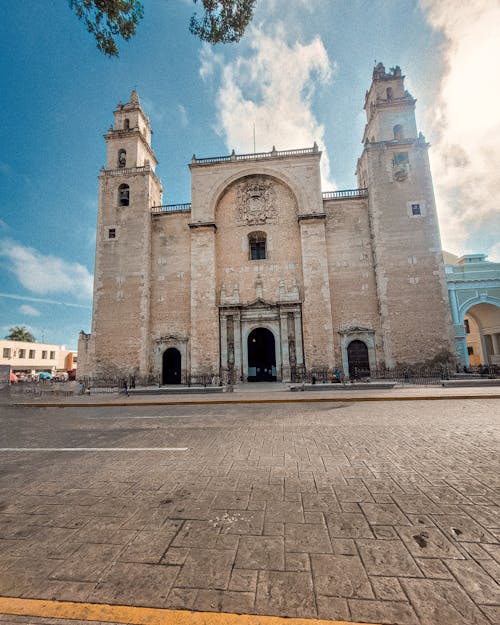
[0,395,499,624]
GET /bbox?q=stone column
[220,314,228,369]
[299,215,335,369]
[294,311,304,365]
[491,333,499,355]
[280,310,290,382]
[189,223,219,376]
[234,313,242,380]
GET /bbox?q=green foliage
[6,326,35,342]
[68,0,144,57]
[189,0,257,44]
[68,0,257,56]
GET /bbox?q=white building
[0,340,77,378]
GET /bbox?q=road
[0,398,499,625]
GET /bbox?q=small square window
[411,203,421,216]
[19,349,26,358]
[108,228,116,239]
[394,151,409,166]
[29,350,35,359]
[42,350,47,359]
[50,351,56,359]
[467,346,474,355]
[3,348,11,358]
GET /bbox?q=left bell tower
[90,91,163,379]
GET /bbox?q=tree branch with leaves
[68,0,144,57]
[68,0,257,56]
[190,0,257,44]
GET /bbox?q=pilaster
[299,214,335,368]
[189,223,219,374]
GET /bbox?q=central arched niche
[215,174,303,305]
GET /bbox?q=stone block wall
[361,143,454,366]
[215,175,303,305]
[324,197,383,366]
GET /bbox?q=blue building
[446,253,500,367]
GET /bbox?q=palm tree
[5,326,35,342]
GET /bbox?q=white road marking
[85,415,193,419]
[0,447,188,451]
[83,415,217,419]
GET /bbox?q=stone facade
[78,64,455,382]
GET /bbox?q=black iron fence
[2,380,79,396]
[288,364,499,386]
[79,372,223,394]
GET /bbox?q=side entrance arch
[247,328,276,381]
[162,348,181,384]
[347,340,370,379]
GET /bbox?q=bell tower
[90,91,163,378]
[357,64,454,367]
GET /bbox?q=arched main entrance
[347,340,370,379]
[247,328,276,381]
[162,348,181,384]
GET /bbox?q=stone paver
[311,554,373,598]
[0,397,499,625]
[356,538,423,577]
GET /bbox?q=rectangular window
[108,228,116,239]
[3,348,11,358]
[467,346,474,355]
[50,351,56,359]
[411,203,421,216]
[464,319,470,334]
[29,350,35,359]
[19,349,26,358]
[250,241,266,260]
[42,350,47,359]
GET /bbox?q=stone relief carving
[236,177,278,225]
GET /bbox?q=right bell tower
[356,63,454,367]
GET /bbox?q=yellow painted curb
[9,393,500,408]
[0,596,377,625]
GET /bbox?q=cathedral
[78,63,455,383]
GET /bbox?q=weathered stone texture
[82,65,455,380]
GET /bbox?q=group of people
[330,369,346,383]
[122,376,136,396]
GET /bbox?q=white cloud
[0,293,91,309]
[487,241,500,262]
[420,0,500,255]
[19,304,41,316]
[199,44,222,81]
[200,24,336,187]
[0,240,93,301]
[178,104,189,127]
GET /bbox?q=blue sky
[1,0,499,348]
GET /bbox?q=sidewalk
[4,381,500,407]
